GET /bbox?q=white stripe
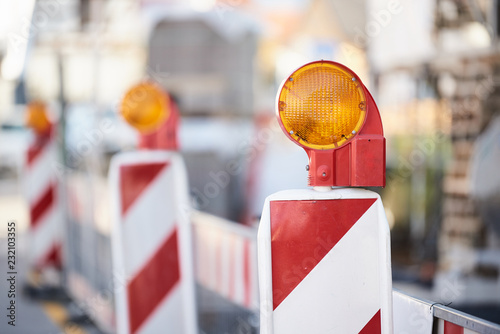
[207,228,218,291]
[249,239,259,309]
[438,319,481,334]
[199,228,210,287]
[233,235,245,305]
[193,227,202,283]
[220,232,231,298]
[196,226,209,287]
[437,319,444,334]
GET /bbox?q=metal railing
[394,289,500,334]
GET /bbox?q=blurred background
[1,0,500,332]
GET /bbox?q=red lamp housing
[276,60,385,187]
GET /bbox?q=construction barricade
[25,128,63,271]
[256,60,392,333]
[109,150,197,334]
[108,82,197,334]
[24,101,64,286]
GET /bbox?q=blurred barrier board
[65,173,114,333]
[24,136,63,270]
[191,210,259,334]
[258,188,393,334]
[109,150,197,334]
[191,211,259,311]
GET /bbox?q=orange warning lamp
[276,60,385,187]
[26,101,52,136]
[120,82,170,133]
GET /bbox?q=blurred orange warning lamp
[26,101,52,136]
[277,60,385,187]
[120,81,179,151]
[120,82,170,133]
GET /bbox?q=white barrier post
[110,83,196,334]
[257,61,393,333]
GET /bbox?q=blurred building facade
[369,0,500,312]
[432,0,500,306]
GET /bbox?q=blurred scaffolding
[368,0,500,319]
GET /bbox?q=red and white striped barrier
[258,187,393,334]
[24,133,63,270]
[191,211,259,311]
[109,150,197,334]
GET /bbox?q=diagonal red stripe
[37,243,62,269]
[270,198,376,310]
[127,228,180,334]
[30,184,55,228]
[27,139,49,167]
[228,236,235,301]
[216,233,223,293]
[120,162,167,215]
[243,239,251,308]
[359,309,381,334]
[444,321,464,334]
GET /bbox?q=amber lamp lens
[120,82,169,133]
[26,101,51,135]
[277,61,366,149]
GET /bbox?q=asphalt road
[0,234,61,334]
